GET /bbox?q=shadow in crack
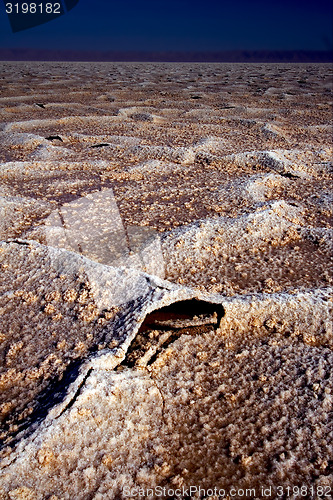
[122,299,225,368]
[0,298,224,456]
[0,359,82,454]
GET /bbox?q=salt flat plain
[0,62,332,499]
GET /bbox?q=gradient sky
[0,0,332,53]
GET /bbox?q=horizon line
[0,48,332,63]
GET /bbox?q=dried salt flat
[256,149,333,179]
[124,160,192,186]
[28,144,74,161]
[0,61,332,498]
[0,243,331,498]
[226,172,291,203]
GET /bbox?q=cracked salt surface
[0,61,332,499]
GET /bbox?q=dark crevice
[0,359,83,451]
[58,210,66,228]
[0,298,224,455]
[45,135,63,142]
[121,300,225,369]
[7,239,31,246]
[57,368,93,418]
[90,143,110,148]
[140,300,224,331]
[280,171,299,179]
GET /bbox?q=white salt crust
[0,61,332,499]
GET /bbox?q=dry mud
[0,62,332,499]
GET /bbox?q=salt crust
[0,248,331,498]
[0,240,197,449]
[0,196,52,240]
[0,240,332,498]
[0,62,332,499]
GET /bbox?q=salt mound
[0,283,331,499]
[0,195,52,240]
[0,132,49,148]
[162,200,304,279]
[0,239,198,450]
[214,173,290,207]
[28,143,72,160]
[220,148,333,180]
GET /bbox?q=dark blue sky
[0,0,332,53]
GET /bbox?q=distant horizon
[0,48,332,63]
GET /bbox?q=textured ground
[0,62,332,499]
